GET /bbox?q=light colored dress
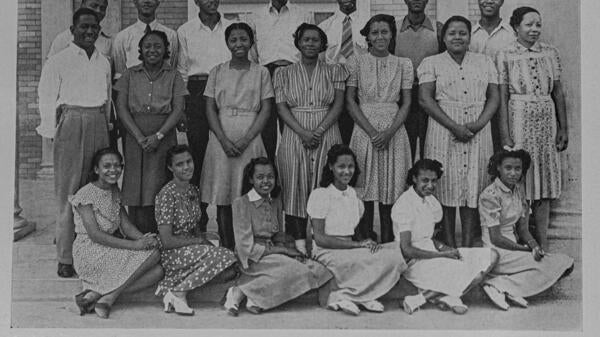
[154,181,237,297]
[392,186,492,297]
[69,183,156,294]
[495,41,563,200]
[306,184,406,306]
[201,61,274,205]
[479,178,574,297]
[232,189,332,310]
[273,61,347,218]
[417,51,497,207]
[346,53,413,204]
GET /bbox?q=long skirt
[350,102,411,204]
[156,244,237,297]
[314,242,406,306]
[73,233,156,294]
[237,254,332,310]
[277,107,342,218]
[201,108,266,205]
[404,246,492,297]
[424,100,493,208]
[122,114,176,207]
[508,95,561,200]
[484,247,574,297]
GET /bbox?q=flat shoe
[94,302,111,319]
[506,294,528,308]
[482,285,509,311]
[57,263,76,278]
[402,294,426,315]
[438,296,468,315]
[245,297,262,315]
[360,300,384,313]
[223,287,240,317]
[337,300,360,316]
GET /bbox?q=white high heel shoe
[163,291,194,316]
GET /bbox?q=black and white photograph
[4,0,595,334]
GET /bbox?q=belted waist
[220,107,257,116]
[60,104,106,114]
[291,106,329,113]
[361,102,399,108]
[510,94,552,102]
[188,74,209,81]
[437,100,485,108]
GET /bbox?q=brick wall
[17,0,42,178]
[121,0,188,30]
[468,0,481,21]
[371,0,437,20]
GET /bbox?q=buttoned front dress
[417,51,497,207]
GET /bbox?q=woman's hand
[441,248,461,260]
[464,122,481,135]
[452,125,475,142]
[532,246,545,261]
[372,129,394,150]
[299,129,318,149]
[220,138,242,157]
[135,235,159,250]
[234,137,250,154]
[360,239,382,254]
[501,135,515,149]
[556,128,568,152]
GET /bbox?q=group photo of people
[30,0,579,325]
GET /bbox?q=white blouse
[306,184,364,236]
[391,186,443,251]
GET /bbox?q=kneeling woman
[307,145,406,315]
[155,145,238,315]
[479,150,574,310]
[225,157,332,315]
[71,148,163,319]
[392,159,498,315]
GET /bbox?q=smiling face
[168,151,194,183]
[94,153,123,187]
[497,157,523,188]
[443,21,470,54]
[478,0,503,18]
[404,0,428,13]
[330,154,355,188]
[71,14,100,51]
[82,0,108,22]
[141,34,166,66]
[226,28,252,59]
[368,21,392,54]
[195,0,219,14]
[249,164,276,198]
[134,0,160,17]
[515,12,542,46]
[298,29,323,59]
[412,169,438,197]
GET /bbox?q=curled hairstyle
[509,6,540,32]
[73,7,99,25]
[88,147,123,182]
[406,159,444,186]
[138,30,171,61]
[293,23,328,53]
[165,144,193,180]
[441,15,472,41]
[225,22,255,46]
[487,149,532,179]
[241,157,281,198]
[319,144,360,187]
[360,14,397,53]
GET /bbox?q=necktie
[145,24,151,35]
[340,16,353,59]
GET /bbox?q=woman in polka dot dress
[155,145,238,315]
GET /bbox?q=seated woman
[155,145,238,316]
[307,144,406,316]
[392,159,498,315]
[70,147,163,319]
[224,157,332,316]
[479,149,574,310]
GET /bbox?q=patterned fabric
[340,16,353,59]
[69,183,156,294]
[154,181,237,296]
[496,41,563,200]
[418,51,498,207]
[346,53,413,203]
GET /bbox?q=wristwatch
[155,131,164,140]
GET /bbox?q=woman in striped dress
[418,16,499,248]
[273,23,348,254]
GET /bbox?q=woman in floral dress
[155,145,238,316]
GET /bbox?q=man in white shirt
[248,0,313,160]
[318,0,368,145]
[46,0,111,60]
[112,0,179,80]
[470,0,515,152]
[38,8,111,278]
[177,0,235,237]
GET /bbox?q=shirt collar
[197,13,223,31]
[335,9,359,22]
[327,183,352,198]
[515,40,542,52]
[472,19,512,35]
[135,19,158,30]
[248,188,271,207]
[68,41,99,59]
[268,1,291,15]
[130,61,172,73]
[493,177,516,194]
[400,15,434,32]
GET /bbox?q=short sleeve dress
[154,181,237,296]
[417,51,498,208]
[200,61,274,205]
[306,184,406,307]
[346,53,413,204]
[495,41,563,200]
[69,183,157,294]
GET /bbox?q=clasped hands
[219,137,251,157]
[137,134,161,152]
[299,127,326,149]
[135,233,160,250]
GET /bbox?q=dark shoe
[74,289,97,315]
[94,302,111,319]
[58,263,76,278]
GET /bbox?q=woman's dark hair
[73,7,99,25]
[138,30,171,61]
[441,15,472,43]
[319,144,360,187]
[406,159,444,186]
[88,147,123,182]
[509,6,540,32]
[225,22,255,46]
[360,14,397,53]
[293,23,328,53]
[165,144,193,180]
[487,149,532,179]
[241,157,281,198]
